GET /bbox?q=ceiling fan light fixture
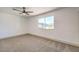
[22,13,26,15]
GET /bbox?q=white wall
[28,8,79,46]
[0,12,28,39]
[0,8,79,46]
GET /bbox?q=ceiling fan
[13,7,33,15]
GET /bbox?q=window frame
[38,16,54,30]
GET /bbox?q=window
[38,16,54,29]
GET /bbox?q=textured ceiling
[0,7,58,17]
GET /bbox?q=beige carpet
[0,34,79,52]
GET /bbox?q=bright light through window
[38,16,54,29]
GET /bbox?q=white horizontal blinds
[45,16,54,29]
[38,16,54,29]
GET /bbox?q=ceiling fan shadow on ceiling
[13,7,33,15]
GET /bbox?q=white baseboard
[0,33,28,40]
[27,33,79,47]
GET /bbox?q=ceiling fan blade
[25,13,29,15]
[26,11,33,13]
[19,13,23,14]
[13,8,22,12]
